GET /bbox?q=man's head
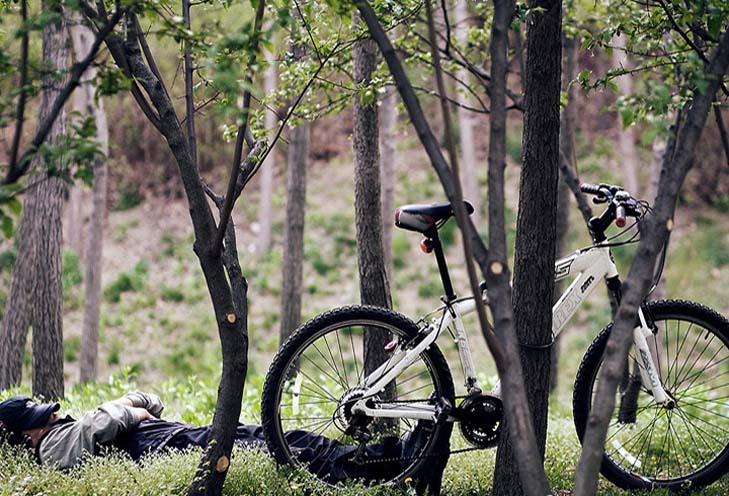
[0,396,60,446]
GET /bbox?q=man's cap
[0,396,60,432]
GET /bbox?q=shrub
[161,285,185,302]
[104,260,149,303]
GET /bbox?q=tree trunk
[279,123,308,345]
[379,88,397,278]
[573,28,729,496]
[0,3,69,399]
[454,0,482,229]
[612,34,639,195]
[66,187,85,257]
[72,18,109,384]
[257,41,277,255]
[492,0,561,494]
[551,33,578,390]
[353,15,392,381]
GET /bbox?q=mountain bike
[261,183,729,491]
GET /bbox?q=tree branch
[8,0,29,176]
[211,0,266,256]
[4,7,126,184]
[182,0,197,166]
[714,100,729,167]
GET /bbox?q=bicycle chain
[351,394,491,465]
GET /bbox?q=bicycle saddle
[395,201,474,234]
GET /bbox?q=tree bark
[551,33,578,391]
[72,17,109,384]
[66,186,85,257]
[492,0,561,493]
[353,15,392,381]
[612,34,639,196]
[257,43,277,255]
[279,122,308,345]
[454,0,482,229]
[573,28,729,496]
[0,2,69,400]
[379,88,397,278]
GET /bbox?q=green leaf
[7,197,21,216]
[620,107,635,128]
[1,215,13,239]
[708,15,722,40]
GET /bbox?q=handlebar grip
[615,205,627,228]
[580,183,601,195]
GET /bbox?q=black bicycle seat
[395,201,474,234]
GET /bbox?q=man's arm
[38,399,154,469]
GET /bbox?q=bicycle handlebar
[579,182,643,237]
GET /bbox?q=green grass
[2,372,728,495]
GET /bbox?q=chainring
[457,394,503,449]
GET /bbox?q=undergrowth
[2,371,728,495]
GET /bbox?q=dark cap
[0,396,60,432]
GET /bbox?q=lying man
[0,393,412,484]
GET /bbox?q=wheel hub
[335,388,374,432]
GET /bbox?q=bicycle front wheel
[573,299,729,491]
[261,305,455,488]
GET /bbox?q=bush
[161,285,185,302]
[113,183,144,211]
[104,260,149,303]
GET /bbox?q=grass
[2,372,728,495]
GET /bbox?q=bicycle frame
[352,245,671,422]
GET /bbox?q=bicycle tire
[261,305,455,488]
[573,299,729,491]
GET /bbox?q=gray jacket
[37,393,163,469]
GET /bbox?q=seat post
[428,230,456,302]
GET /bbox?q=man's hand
[123,392,165,418]
[130,407,155,423]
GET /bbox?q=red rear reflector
[420,239,433,253]
[384,339,398,351]
[394,209,400,224]
[616,217,626,228]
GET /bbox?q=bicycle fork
[631,307,674,408]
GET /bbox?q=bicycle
[261,183,729,491]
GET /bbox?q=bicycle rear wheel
[573,299,729,491]
[261,305,455,487]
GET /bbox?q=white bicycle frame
[352,245,671,422]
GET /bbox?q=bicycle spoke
[333,329,350,390]
[301,353,347,390]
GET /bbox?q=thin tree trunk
[492,0,561,493]
[574,28,729,496]
[72,17,109,384]
[279,122,308,344]
[379,88,397,278]
[612,34,639,195]
[257,43,277,255]
[454,0,482,229]
[551,33,578,391]
[66,186,85,257]
[27,2,70,400]
[648,135,667,300]
[353,15,392,382]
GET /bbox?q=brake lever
[592,196,608,205]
